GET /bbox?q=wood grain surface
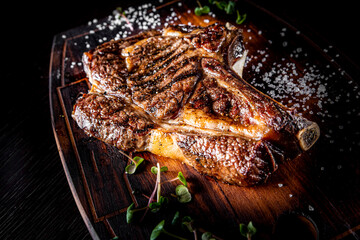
[2,0,360,240]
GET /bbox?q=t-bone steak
[72,23,320,186]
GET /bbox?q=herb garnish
[116,7,134,31]
[126,163,192,223]
[236,10,247,25]
[224,1,235,14]
[124,159,255,239]
[195,0,211,16]
[151,165,168,174]
[125,156,145,174]
[172,211,181,226]
[181,216,196,237]
[201,232,216,240]
[118,149,145,174]
[175,185,192,203]
[239,221,257,240]
[150,220,188,240]
[163,171,187,187]
[195,0,247,25]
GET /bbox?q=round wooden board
[49,0,360,239]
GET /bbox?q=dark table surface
[1,0,359,239]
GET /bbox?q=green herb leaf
[201,232,215,240]
[150,220,165,240]
[149,201,162,213]
[126,202,135,224]
[133,156,144,163]
[125,156,144,174]
[239,221,257,239]
[195,6,210,16]
[151,166,168,174]
[215,1,227,10]
[151,166,157,174]
[177,172,187,187]
[175,185,192,203]
[172,211,181,226]
[236,10,247,25]
[224,1,235,14]
[194,7,202,16]
[247,221,257,236]
[116,7,125,15]
[239,223,247,237]
[181,216,195,232]
[149,196,169,213]
[151,220,188,240]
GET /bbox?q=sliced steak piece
[73,23,320,186]
[72,93,279,186]
[72,93,155,151]
[82,30,161,99]
[147,129,279,186]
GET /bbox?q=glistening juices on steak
[72,23,320,186]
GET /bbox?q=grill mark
[135,38,182,73]
[131,51,191,89]
[129,42,190,86]
[132,54,199,97]
[133,67,200,105]
[126,37,178,73]
[156,71,201,97]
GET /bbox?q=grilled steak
[73,23,320,186]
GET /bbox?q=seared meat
[73,93,155,151]
[174,134,278,186]
[73,23,320,186]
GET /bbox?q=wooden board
[49,0,360,239]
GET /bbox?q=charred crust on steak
[175,134,278,186]
[72,93,155,151]
[73,23,320,186]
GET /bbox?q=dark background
[0,0,358,239]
